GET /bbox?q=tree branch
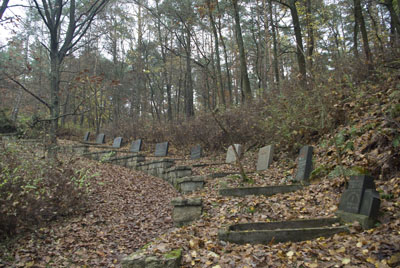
[6,74,51,110]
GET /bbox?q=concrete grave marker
[226,144,242,164]
[338,175,380,217]
[256,145,274,171]
[294,146,313,182]
[337,175,380,228]
[83,131,90,142]
[190,145,202,160]
[96,133,106,144]
[155,142,169,157]
[130,139,142,153]
[112,137,123,148]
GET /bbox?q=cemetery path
[1,158,179,267]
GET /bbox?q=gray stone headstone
[226,144,242,164]
[96,133,105,144]
[112,137,123,148]
[130,139,142,153]
[155,142,169,157]
[256,145,274,171]
[83,132,90,142]
[294,146,313,182]
[338,175,380,218]
[190,145,202,160]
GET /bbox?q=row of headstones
[83,132,171,157]
[226,144,313,182]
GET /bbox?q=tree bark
[268,0,280,89]
[354,0,372,66]
[0,0,9,20]
[288,0,307,86]
[207,0,225,106]
[232,0,252,102]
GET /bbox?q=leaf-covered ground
[0,158,178,267]
[2,79,400,267]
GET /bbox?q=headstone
[130,139,142,153]
[83,131,90,142]
[226,144,242,164]
[190,145,202,160]
[96,133,106,144]
[338,175,380,218]
[256,145,274,171]
[294,146,313,182]
[112,137,123,148]
[155,142,169,157]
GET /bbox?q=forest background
[0,0,399,154]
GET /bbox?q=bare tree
[32,0,109,158]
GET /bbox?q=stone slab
[218,218,348,244]
[256,145,274,171]
[130,139,143,153]
[190,145,202,160]
[122,248,182,268]
[175,176,205,193]
[335,210,377,229]
[155,142,169,157]
[226,144,242,164]
[219,184,303,197]
[294,145,313,182]
[338,175,380,219]
[112,137,123,148]
[96,133,106,144]
[83,132,90,142]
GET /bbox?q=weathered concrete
[121,248,182,268]
[219,184,303,197]
[335,210,377,229]
[82,150,116,161]
[175,176,205,193]
[171,198,202,227]
[218,218,348,244]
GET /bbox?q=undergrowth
[0,142,90,238]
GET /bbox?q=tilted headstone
[256,145,274,171]
[112,137,123,148]
[190,145,202,160]
[83,131,90,142]
[338,175,380,218]
[226,144,242,164]
[96,133,106,144]
[155,142,169,157]
[294,146,313,182]
[130,139,142,153]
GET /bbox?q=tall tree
[353,0,372,66]
[232,0,252,102]
[32,0,109,158]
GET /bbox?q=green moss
[163,249,182,259]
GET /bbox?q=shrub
[0,142,89,238]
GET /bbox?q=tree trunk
[288,0,307,87]
[49,52,61,159]
[207,0,225,106]
[354,0,372,66]
[185,28,194,117]
[305,0,314,72]
[384,0,400,37]
[268,0,280,89]
[217,1,233,105]
[232,0,252,102]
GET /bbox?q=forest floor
[1,80,400,267]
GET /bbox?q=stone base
[218,218,348,245]
[219,184,303,197]
[175,176,205,193]
[335,210,377,229]
[171,198,202,227]
[121,248,182,268]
